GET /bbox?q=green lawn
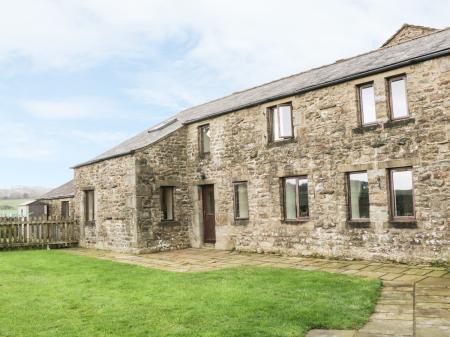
[0,251,380,337]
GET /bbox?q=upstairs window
[199,124,210,157]
[283,176,309,221]
[61,201,70,218]
[388,75,409,119]
[234,182,249,220]
[161,186,174,221]
[268,103,293,142]
[389,168,415,220]
[358,83,377,125]
[84,190,95,223]
[347,172,370,220]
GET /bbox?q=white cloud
[64,130,131,145]
[21,97,120,119]
[0,123,56,158]
[0,121,131,161]
[0,0,448,79]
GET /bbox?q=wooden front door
[202,185,216,244]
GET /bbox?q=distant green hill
[0,199,32,217]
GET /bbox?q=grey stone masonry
[72,27,449,263]
[184,58,449,263]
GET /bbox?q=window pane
[285,178,297,220]
[201,125,210,153]
[235,183,249,219]
[390,79,408,118]
[392,170,414,217]
[349,172,369,219]
[272,107,280,140]
[298,178,309,217]
[360,85,376,124]
[162,187,174,220]
[279,105,293,138]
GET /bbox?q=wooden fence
[0,216,78,249]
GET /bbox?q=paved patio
[65,248,450,337]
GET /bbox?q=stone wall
[184,56,450,263]
[42,197,74,218]
[383,25,437,48]
[74,155,138,252]
[72,55,449,263]
[134,128,191,252]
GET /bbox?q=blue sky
[0,0,448,189]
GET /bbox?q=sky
[0,0,448,189]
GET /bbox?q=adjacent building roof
[39,180,75,200]
[73,26,450,168]
[19,200,39,207]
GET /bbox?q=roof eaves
[39,194,74,201]
[72,122,185,169]
[71,150,135,169]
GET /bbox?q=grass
[0,199,31,217]
[0,251,381,337]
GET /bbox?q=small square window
[358,83,377,125]
[268,103,293,142]
[199,124,210,157]
[389,168,415,220]
[388,75,409,120]
[347,172,370,220]
[283,176,309,221]
[161,186,175,221]
[234,182,249,220]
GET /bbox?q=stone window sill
[387,220,417,229]
[267,137,296,148]
[159,220,180,226]
[352,123,381,134]
[85,220,96,226]
[233,219,249,226]
[199,153,211,161]
[383,117,415,129]
[281,219,310,225]
[347,220,371,228]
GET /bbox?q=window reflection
[349,172,369,219]
[360,85,377,125]
[392,169,414,217]
[390,77,409,119]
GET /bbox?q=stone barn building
[39,180,75,219]
[72,24,450,264]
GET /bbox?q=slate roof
[19,200,40,206]
[39,180,75,200]
[73,27,450,168]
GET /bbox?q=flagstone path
[65,248,450,337]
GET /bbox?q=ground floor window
[84,190,95,223]
[61,201,70,218]
[389,168,415,220]
[161,186,175,221]
[347,172,370,220]
[283,176,309,221]
[234,182,249,220]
